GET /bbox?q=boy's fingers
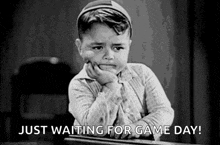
[109,127,121,139]
[110,128,115,138]
[85,63,90,74]
[85,58,90,64]
[128,133,134,139]
[86,63,95,78]
[90,63,100,77]
[94,64,102,75]
[114,127,124,139]
[114,133,121,139]
[120,126,128,139]
[127,130,137,139]
[86,66,93,78]
[120,131,129,139]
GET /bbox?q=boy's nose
[103,49,114,60]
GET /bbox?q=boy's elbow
[166,107,174,125]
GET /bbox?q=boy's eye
[92,46,103,50]
[114,47,124,51]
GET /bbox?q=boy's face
[75,23,132,75]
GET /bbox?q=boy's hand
[125,123,141,139]
[110,121,151,139]
[109,124,140,139]
[85,62,118,87]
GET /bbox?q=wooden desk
[64,135,200,145]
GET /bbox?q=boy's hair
[77,0,132,40]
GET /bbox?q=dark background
[0,0,219,144]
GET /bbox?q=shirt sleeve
[140,65,174,140]
[68,79,122,136]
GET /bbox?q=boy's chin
[99,65,126,75]
[101,68,117,74]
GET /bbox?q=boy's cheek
[82,51,95,63]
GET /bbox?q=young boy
[68,0,174,140]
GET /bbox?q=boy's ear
[75,38,82,55]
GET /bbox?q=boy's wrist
[105,81,121,91]
[101,81,122,105]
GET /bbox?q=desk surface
[65,135,200,145]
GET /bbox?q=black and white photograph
[0,0,219,145]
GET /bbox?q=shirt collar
[74,63,138,82]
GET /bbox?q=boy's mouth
[98,64,116,70]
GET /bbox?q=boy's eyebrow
[89,42,105,45]
[89,42,126,46]
[112,43,126,46]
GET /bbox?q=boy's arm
[68,79,122,136]
[137,65,174,140]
